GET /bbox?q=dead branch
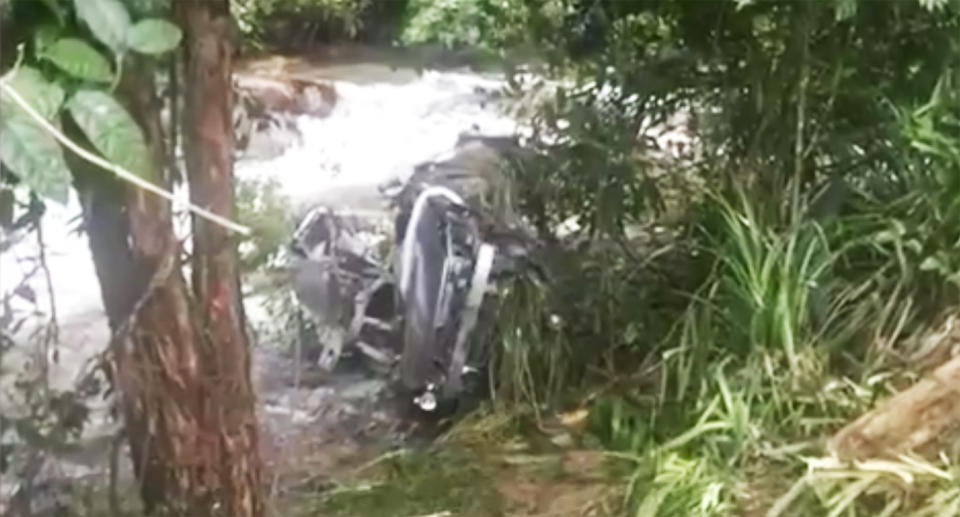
[35,217,58,388]
[828,353,960,461]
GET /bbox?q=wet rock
[232,74,338,159]
[339,379,387,402]
[305,386,336,408]
[239,120,303,160]
[263,403,314,426]
[234,74,338,118]
[549,432,575,449]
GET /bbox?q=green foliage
[820,69,960,367]
[488,0,960,373]
[0,110,71,204]
[801,454,960,517]
[40,38,113,83]
[705,191,833,374]
[50,0,181,62]
[510,81,664,237]
[32,23,63,56]
[0,0,182,203]
[495,270,571,406]
[126,18,182,54]
[235,176,292,272]
[1,66,65,119]
[473,3,960,515]
[36,0,67,25]
[67,90,153,178]
[496,0,960,230]
[630,451,732,517]
[124,0,171,18]
[0,67,71,203]
[4,385,91,455]
[312,448,502,517]
[594,112,959,513]
[494,229,693,409]
[401,0,547,50]
[73,0,133,53]
[234,0,373,48]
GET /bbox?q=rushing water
[235,63,518,213]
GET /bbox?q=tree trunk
[69,56,207,513]
[177,1,265,517]
[71,47,262,517]
[115,57,210,515]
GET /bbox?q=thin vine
[0,79,251,236]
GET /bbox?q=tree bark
[177,1,265,517]
[71,47,262,517]
[828,353,960,461]
[115,56,213,516]
[71,56,207,514]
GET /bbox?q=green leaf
[124,0,170,17]
[33,24,61,53]
[903,239,923,255]
[834,0,857,21]
[635,486,667,517]
[0,67,65,120]
[42,39,113,83]
[0,67,71,202]
[919,255,945,273]
[73,0,132,53]
[127,18,181,55]
[38,0,66,25]
[0,115,71,203]
[67,90,152,178]
[919,0,949,11]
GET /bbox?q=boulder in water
[232,74,338,158]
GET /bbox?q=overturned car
[287,136,539,413]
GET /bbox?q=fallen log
[828,352,960,461]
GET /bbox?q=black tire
[398,202,445,392]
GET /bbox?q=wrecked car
[288,135,540,413]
